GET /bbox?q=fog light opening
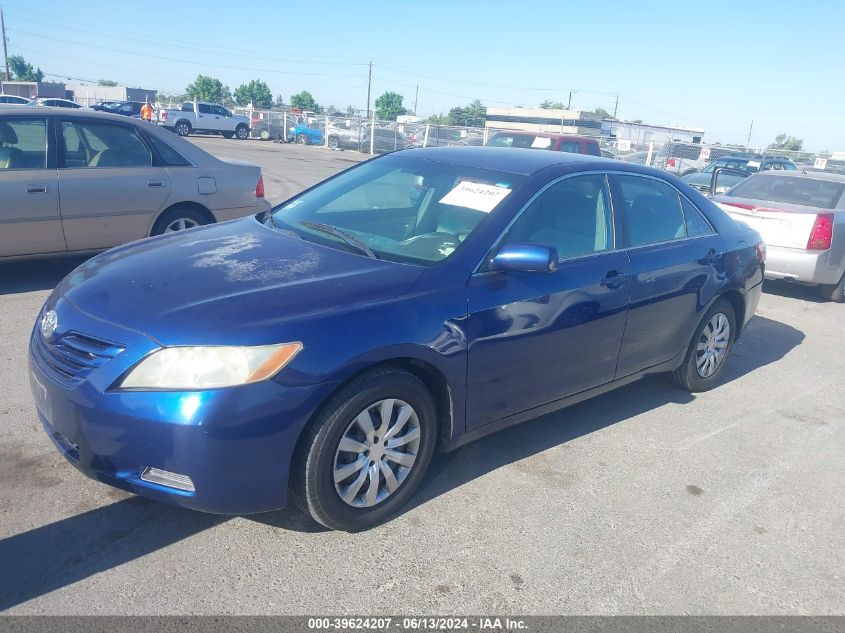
[140,467,195,492]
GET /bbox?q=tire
[235,125,249,140]
[291,367,438,531]
[296,133,308,145]
[328,135,340,150]
[151,206,210,236]
[175,121,191,137]
[670,299,737,392]
[259,129,270,141]
[818,273,845,303]
[222,132,234,139]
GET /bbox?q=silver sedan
[713,170,845,302]
[0,107,270,260]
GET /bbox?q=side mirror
[710,167,749,196]
[490,243,558,273]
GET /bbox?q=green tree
[290,90,319,112]
[346,105,356,117]
[447,99,486,127]
[426,113,449,124]
[185,75,226,103]
[234,79,273,108]
[275,94,287,108]
[768,134,803,152]
[375,91,407,121]
[97,79,119,87]
[540,100,565,109]
[592,107,611,119]
[8,55,44,82]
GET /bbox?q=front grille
[32,330,124,387]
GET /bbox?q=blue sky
[3,0,842,150]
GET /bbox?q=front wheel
[328,135,340,149]
[818,273,845,303]
[291,367,437,531]
[235,125,249,140]
[670,299,736,392]
[296,133,308,144]
[259,129,270,140]
[221,131,234,139]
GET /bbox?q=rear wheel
[151,206,210,236]
[259,129,271,140]
[175,121,191,136]
[291,367,437,531]
[296,133,308,144]
[236,125,249,140]
[328,135,340,149]
[670,299,736,392]
[818,273,845,303]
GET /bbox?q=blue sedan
[29,147,765,531]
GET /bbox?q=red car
[487,131,601,156]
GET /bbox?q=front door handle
[147,180,164,187]
[600,269,627,289]
[26,184,48,194]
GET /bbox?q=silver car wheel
[164,217,200,233]
[695,313,730,378]
[333,398,421,508]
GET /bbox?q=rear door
[611,173,725,378]
[195,103,219,132]
[0,115,65,257]
[57,117,171,251]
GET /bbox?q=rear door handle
[147,180,164,187]
[600,269,627,289]
[26,184,48,194]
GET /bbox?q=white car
[713,171,845,301]
[156,101,251,139]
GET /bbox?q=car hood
[58,218,425,346]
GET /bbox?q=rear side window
[559,141,581,154]
[681,198,715,237]
[146,133,191,167]
[727,175,844,209]
[585,142,601,157]
[197,103,211,114]
[0,118,47,169]
[617,175,687,246]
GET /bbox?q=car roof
[489,130,597,142]
[392,146,636,176]
[751,169,845,183]
[0,105,124,118]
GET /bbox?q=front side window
[270,156,525,265]
[617,175,687,247]
[502,174,613,259]
[61,121,152,168]
[0,118,47,169]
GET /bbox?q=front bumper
[764,245,843,285]
[29,297,336,514]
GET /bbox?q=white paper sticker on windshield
[439,181,512,213]
[746,160,761,169]
[531,136,552,149]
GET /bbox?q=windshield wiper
[299,221,378,259]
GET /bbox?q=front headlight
[120,343,303,389]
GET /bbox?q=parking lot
[0,138,842,615]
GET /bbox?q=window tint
[504,174,612,259]
[559,141,581,154]
[210,105,227,116]
[0,118,47,169]
[585,142,601,157]
[617,175,687,246]
[681,197,714,237]
[181,103,193,112]
[727,175,844,209]
[146,133,191,167]
[61,121,152,168]
[197,103,211,114]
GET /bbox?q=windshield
[488,134,554,150]
[727,175,845,209]
[270,155,524,265]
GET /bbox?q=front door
[0,116,65,257]
[465,174,630,429]
[611,173,726,378]
[57,118,171,251]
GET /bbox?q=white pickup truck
[156,101,251,139]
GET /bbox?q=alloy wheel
[695,312,730,378]
[333,398,421,508]
[164,217,200,232]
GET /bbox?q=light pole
[567,90,579,110]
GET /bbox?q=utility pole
[1,8,9,84]
[567,90,573,110]
[612,94,619,119]
[413,83,419,115]
[746,120,754,148]
[366,61,372,119]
